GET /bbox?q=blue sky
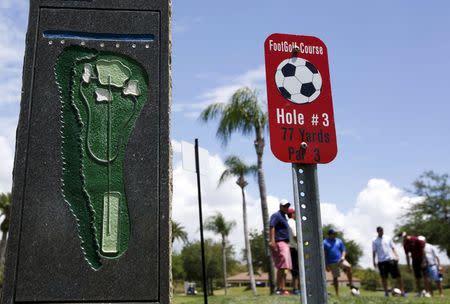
[1,0,449,266]
[171,0,450,206]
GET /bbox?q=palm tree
[204,212,236,296]
[171,221,188,244]
[199,87,275,290]
[219,155,258,295]
[0,192,11,266]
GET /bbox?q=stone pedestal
[2,1,170,303]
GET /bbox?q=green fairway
[173,287,450,304]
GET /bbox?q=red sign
[264,33,337,164]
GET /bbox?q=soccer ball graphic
[275,57,322,104]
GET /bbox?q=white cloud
[172,143,268,257]
[171,138,290,256]
[0,9,26,106]
[172,17,202,34]
[172,153,450,267]
[173,65,267,118]
[0,76,22,105]
[321,178,450,267]
[0,15,25,64]
[0,117,16,193]
[0,118,17,192]
[0,135,14,192]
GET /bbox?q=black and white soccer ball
[351,288,360,296]
[275,57,322,104]
[392,288,402,297]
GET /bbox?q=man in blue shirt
[323,228,356,296]
[269,199,292,295]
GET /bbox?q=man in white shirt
[287,208,300,294]
[372,226,404,297]
[423,239,443,297]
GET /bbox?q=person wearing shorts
[400,232,427,295]
[269,199,292,295]
[287,208,300,294]
[323,228,356,296]
[424,240,443,297]
[372,226,404,297]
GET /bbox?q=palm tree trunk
[222,238,228,295]
[241,186,257,295]
[254,125,275,292]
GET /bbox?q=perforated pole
[292,163,327,303]
[292,165,307,304]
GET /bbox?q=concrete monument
[2,1,170,303]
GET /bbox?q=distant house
[227,271,361,288]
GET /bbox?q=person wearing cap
[372,226,405,297]
[423,237,443,297]
[287,207,300,295]
[323,228,356,296]
[399,232,427,296]
[269,199,292,295]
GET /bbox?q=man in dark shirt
[400,232,427,295]
[269,199,292,295]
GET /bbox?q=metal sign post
[292,163,327,303]
[291,165,307,304]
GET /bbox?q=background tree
[395,171,450,256]
[204,213,236,295]
[0,192,11,266]
[172,252,186,286]
[218,155,257,295]
[322,224,363,266]
[244,230,271,274]
[199,87,275,290]
[171,220,188,244]
[181,240,236,295]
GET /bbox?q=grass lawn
[173,287,450,304]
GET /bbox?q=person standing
[399,232,427,296]
[323,228,356,296]
[269,199,292,295]
[423,239,444,297]
[372,226,405,297]
[287,208,300,295]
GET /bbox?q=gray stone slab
[2,1,170,303]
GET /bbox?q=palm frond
[247,164,259,179]
[218,169,233,187]
[172,220,188,244]
[218,155,257,188]
[204,212,236,237]
[199,102,225,122]
[0,192,11,211]
[200,87,267,146]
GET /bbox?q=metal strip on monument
[2,1,170,303]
